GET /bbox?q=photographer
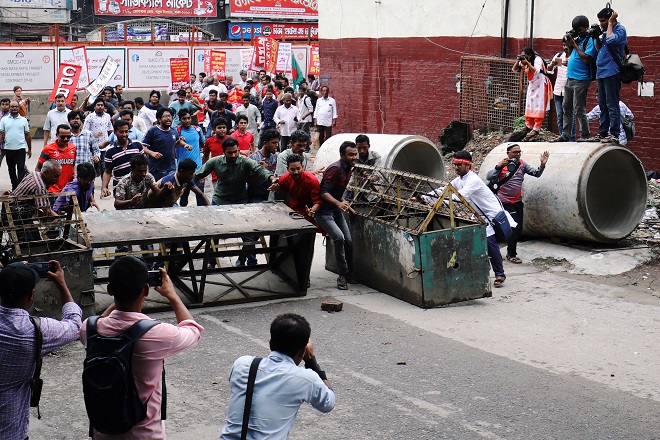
[512,48,552,141]
[0,260,82,439]
[552,16,598,143]
[486,145,549,264]
[219,313,334,439]
[592,7,627,144]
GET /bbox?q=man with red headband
[422,150,515,287]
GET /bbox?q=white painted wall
[319,0,658,39]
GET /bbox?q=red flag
[49,63,82,105]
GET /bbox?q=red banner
[227,87,243,112]
[229,0,317,20]
[94,0,216,17]
[209,50,226,80]
[170,58,190,91]
[49,63,82,105]
[309,45,320,76]
[251,37,279,73]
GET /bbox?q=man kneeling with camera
[0,260,82,439]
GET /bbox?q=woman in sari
[512,47,553,141]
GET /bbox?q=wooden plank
[83,203,316,246]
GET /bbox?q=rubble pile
[631,180,660,245]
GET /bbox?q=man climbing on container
[422,150,516,287]
[486,144,549,264]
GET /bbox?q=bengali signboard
[94,0,216,17]
[229,0,317,20]
[86,56,119,97]
[127,48,190,88]
[275,43,291,74]
[0,49,55,92]
[309,44,319,76]
[0,8,70,23]
[49,63,82,105]
[209,50,226,80]
[59,48,126,89]
[227,22,318,41]
[170,58,189,90]
[193,46,309,80]
[251,37,278,73]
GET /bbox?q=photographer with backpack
[80,256,203,439]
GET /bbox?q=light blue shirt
[107,126,144,144]
[0,114,29,150]
[220,351,335,440]
[176,125,204,170]
[596,22,627,79]
[567,36,597,81]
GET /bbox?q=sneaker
[550,136,569,143]
[577,136,602,142]
[522,130,539,142]
[337,275,348,290]
[600,135,620,144]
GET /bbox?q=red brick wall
[320,36,659,170]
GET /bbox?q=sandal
[506,255,523,264]
[494,275,506,287]
[522,130,539,141]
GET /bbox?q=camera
[586,23,603,38]
[506,158,520,173]
[563,29,579,43]
[517,55,526,62]
[146,270,162,287]
[0,245,14,267]
[27,262,57,278]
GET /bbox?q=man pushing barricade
[218,313,334,439]
[486,144,549,264]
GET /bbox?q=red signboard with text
[209,50,226,80]
[49,63,82,105]
[229,0,317,20]
[170,58,189,90]
[94,0,216,17]
[309,45,320,76]
[251,37,279,73]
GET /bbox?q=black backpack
[82,316,160,435]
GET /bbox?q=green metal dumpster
[325,165,492,308]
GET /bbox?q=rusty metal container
[325,165,492,308]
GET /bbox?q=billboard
[229,0,317,20]
[0,49,55,92]
[227,22,318,41]
[127,48,190,88]
[0,0,75,8]
[94,0,216,17]
[59,47,126,89]
[0,8,70,23]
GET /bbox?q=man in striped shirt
[101,119,144,197]
[67,110,100,168]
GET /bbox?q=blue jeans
[487,235,504,277]
[316,208,353,275]
[562,78,591,139]
[598,74,621,138]
[554,95,576,141]
[180,179,205,206]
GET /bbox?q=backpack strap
[30,316,43,419]
[123,319,160,343]
[240,357,262,440]
[86,315,100,339]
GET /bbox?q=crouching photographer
[0,259,82,439]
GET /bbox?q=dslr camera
[517,54,526,62]
[586,23,603,38]
[562,29,579,43]
[505,157,520,173]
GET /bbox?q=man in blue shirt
[169,89,197,130]
[176,108,206,206]
[142,108,191,181]
[219,314,334,439]
[552,16,597,143]
[594,7,627,144]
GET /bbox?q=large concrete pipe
[313,134,445,179]
[478,142,647,243]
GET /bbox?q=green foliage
[514,116,526,129]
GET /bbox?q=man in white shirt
[43,94,71,145]
[548,42,573,140]
[273,93,299,151]
[235,93,262,146]
[297,87,315,135]
[199,77,227,101]
[313,86,337,147]
[422,150,515,288]
[219,313,334,439]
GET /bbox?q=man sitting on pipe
[486,144,549,264]
[421,150,516,288]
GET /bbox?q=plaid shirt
[12,171,49,219]
[71,129,99,167]
[0,303,82,439]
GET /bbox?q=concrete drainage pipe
[478,142,647,243]
[312,134,445,179]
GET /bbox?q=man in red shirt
[230,114,254,156]
[268,153,322,230]
[36,124,76,192]
[203,118,228,187]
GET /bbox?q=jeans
[554,95,576,140]
[562,79,591,139]
[503,201,523,258]
[598,74,621,138]
[5,149,26,189]
[152,169,174,182]
[180,179,205,206]
[487,234,504,277]
[316,208,353,275]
